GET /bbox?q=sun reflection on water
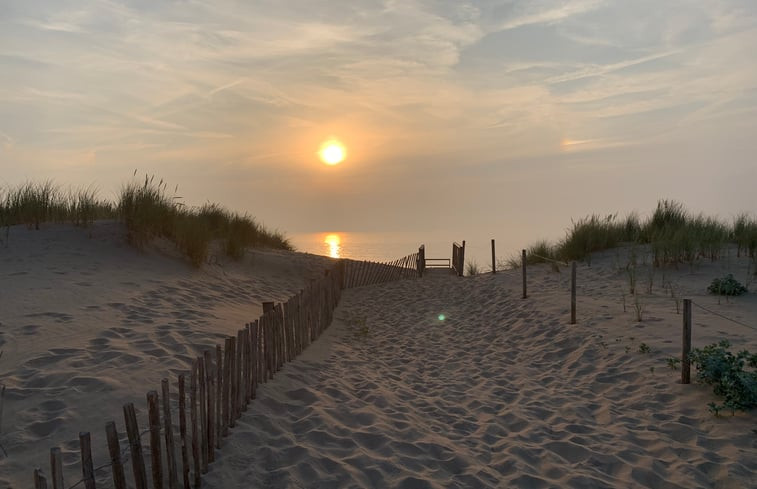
[324,233,342,258]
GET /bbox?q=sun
[318,139,346,165]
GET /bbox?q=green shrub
[689,340,757,414]
[708,274,748,296]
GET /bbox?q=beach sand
[2,223,756,488]
[0,222,332,488]
[203,249,756,489]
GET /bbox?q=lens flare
[438,314,446,321]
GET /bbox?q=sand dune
[1,224,756,488]
[0,222,332,488]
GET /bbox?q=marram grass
[1,175,292,267]
[513,200,757,269]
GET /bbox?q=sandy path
[204,254,756,489]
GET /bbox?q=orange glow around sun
[318,139,346,165]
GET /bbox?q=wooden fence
[452,241,465,277]
[32,249,425,489]
[342,249,422,289]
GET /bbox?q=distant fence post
[570,261,577,324]
[521,249,527,299]
[417,245,425,277]
[682,299,692,384]
[460,241,466,276]
[491,239,496,273]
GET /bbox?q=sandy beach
[2,223,756,488]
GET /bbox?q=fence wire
[528,253,570,267]
[691,300,757,332]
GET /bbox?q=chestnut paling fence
[31,249,423,489]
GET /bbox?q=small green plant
[638,343,651,354]
[667,281,682,314]
[347,316,369,339]
[624,345,631,354]
[633,293,644,322]
[707,274,747,296]
[666,357,681,370]
[689,340,757,414]
[649,366,655,373]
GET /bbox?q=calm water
[289,231,529,270]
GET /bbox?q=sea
[288,231,535,270]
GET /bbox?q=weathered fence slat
[146,391,164,489]
[161,379,179,489]
[197,357,207,474]
[189,362,201,488]
[123,402,148,489]
[50,447,64,489]
[79,431,96,489]
[178,375,190,489]
[34,468,48,489]
[214,345,222,449]
[222,337,231,436]
[202,351,215,464]
[105,422,126,489]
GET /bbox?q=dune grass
[514,200,757,270]
[0,181,115,231]
[118,174,292,266]
[1,175,292,266]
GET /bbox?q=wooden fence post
[105,422,127,489]
[215,345,222,449]
[222,338,231,436]
[161,379,179,489]
[521,249,527,299]
[147,391,164,489]
[682,299,692,384]
[50,447,64,489]
[570,261,577,324]
[79,432,96,489]
[491,239,496,274]
[203,351,214,464]
[460,241,466,277]
[34,469,48,489]
[178,375,190,489]
[189,363,200,488]
[228,335,237,426]
[123,402,148,489]
[197,357,207,474]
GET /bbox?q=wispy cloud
[1,0,757,231]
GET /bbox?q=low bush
[689,340,757,414]
[707,274,748,296]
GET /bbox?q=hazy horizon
[2,1,757,240]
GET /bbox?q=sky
[1,0,757,246]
